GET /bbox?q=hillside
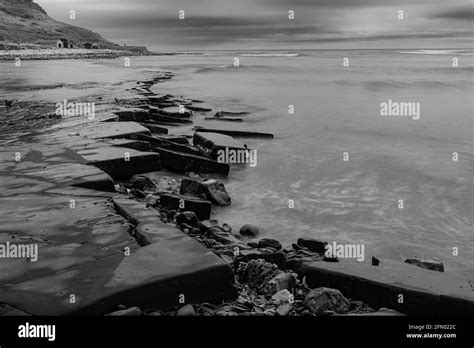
[0,0,118,49]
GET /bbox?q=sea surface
[1,49,473,279]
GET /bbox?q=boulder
[206,227,241,245]
[297,238,327,254]
[275,303,293,316]
[239,224,259,237]
[261,272,296,296]
[180,178,231,206]
[258,238,282,251]
[130,174,157,192]
[236,250,287,269]
[304,288,350,315]
[159,194,212,221]
[176,212,199,228]
[405,257,444,272]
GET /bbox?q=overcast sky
[35,0,473,51]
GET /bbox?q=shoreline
[0,71,472,317]
[0,48,196,61]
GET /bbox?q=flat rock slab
[195,128,274,139]
[193,132,245,154]
[112,198,185,245]
[114,108,150,122]
[78,146,161,180]
[21,163,115,192]
[155,147,229,176]
[0,194,135,289]
[300,260,474,315]
[0,196,234,315]
[140,123,169,135]
[75,122,151,140]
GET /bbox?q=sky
[35,0,474,51]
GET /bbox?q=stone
[180,179,231,206]
[262,273,297,296]
[372,257,381,266]
[239,224,259,237]
[78,146,161,180]
[140,123,169,135]
[76,121,151,140]
[193,132,246,158]
[176,304,195,316]
[159,194,212,221]
[304,288,350,315]
[176,212,199,228]
[154,147,230,176]
[195,128,274,139]
[106,307,142,316]
[276,303,294,316]
[236,250,287,269]
[299,259,474,315]
[206,227,241,245]
[130,174,158,192]
[258,238,282,251]
[114,108,150,122]
[247,242,259,248]
[405,257,444,272]
[297,238,327,254]
[271,289,293,304]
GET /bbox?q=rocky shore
[0,48,180,61]
[0,71,472,317]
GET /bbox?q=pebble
[106,307,142,316]
[176,304,195,316]
[258,238,282,251]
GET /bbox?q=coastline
[0,48,188,61]
[0,69,472,317]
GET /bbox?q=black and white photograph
[0,0,473,345]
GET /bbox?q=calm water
[1,49,473,278]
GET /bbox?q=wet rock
[405,257,444,272]
[258,238,282,251]
[144,194,159,206]
[159,194,211,220]
[180,178,231,206]
[236,259,280,289]
[304,288,350,315]
[240,224,259,237]
[206,227,241,245]
[237,250,287,269]
[297,238,327,254]
[271,289,293,304]
[176,211,199,228]
[106,307,142,316]
[372,257,380,266]
[261,272,297,296]
[276,303,294,316]
[176,304,195,316]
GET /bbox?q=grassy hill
[0,0,119,49]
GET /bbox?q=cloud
[35,0,474,49]
[430,6,474,21]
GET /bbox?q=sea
[1,49,473,279]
